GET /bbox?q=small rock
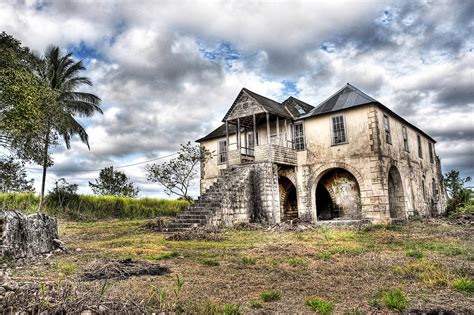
[98,305,107,312]
[3,280,19,291]
[4,291,15,300]
[81,310,92,315]
[76,248,82,252]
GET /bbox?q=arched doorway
[315,168,361,220]
[279,176,298,221]
[388,166,406,219]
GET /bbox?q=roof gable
[222,88,291,122]
[222,89,266,122]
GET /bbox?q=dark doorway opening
[279,176,298,221]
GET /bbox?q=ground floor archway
[279,176,298,221]
[315,168,361,220]
[388,165,406,219]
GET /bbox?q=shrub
[452,278,474,294]
[382,289,408,311]
[305,297,334,314]
[260,290,281,302]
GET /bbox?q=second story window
[429,142,434,163]
[293,122,305,150]
[218,139,227,164]
[332,115,347,145]
[417,135,423,159]
[402,126,409,151]
[383,114,392,144]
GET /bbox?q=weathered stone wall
[1,211,59,259]
[209,162,279,227]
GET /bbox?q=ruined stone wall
[208,162,279,227]
[1,212,60,259]
[376,109,447,217]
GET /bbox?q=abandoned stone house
[166,83,446,231]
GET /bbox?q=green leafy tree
[47,178,79,209]
[0,32,56,163]
[444,170,472,213]
[0,156,34,193]
[37,46,102,207]
[89,166,140,197]
[145,142,211,202]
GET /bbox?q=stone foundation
[1,211,61,259]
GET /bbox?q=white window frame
[331,114,348,145]
[217,139,227,164]
[293,122,305,151]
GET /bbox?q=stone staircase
[163,166,252,232]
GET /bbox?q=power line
[24,152,178,174]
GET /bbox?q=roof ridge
[243,87,282,105]
[345,83,378,103]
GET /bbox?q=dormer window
[295,104,305,115]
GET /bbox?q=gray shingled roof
[196,123,236,142]
[301,83,378,118]
[282,96,315,118]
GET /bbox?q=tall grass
[0,192,188,220]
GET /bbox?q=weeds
[54,260,78,275]
[406,250,423,258]
[382,289,408,311]
[221,304,242,315]
[200,258,220,266]
[287,257,306,267]
[394,259,448,287]
[240,256,257,265]
[142,251,179,260]
[260,290,281,302]
[305,297,334,314]
[451,278,474,294]
[250,299,262,309]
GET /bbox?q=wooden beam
[237,117,241,150]
[225,120,229,167]
[284,119,288,147]
[266,112,270,145]
[253,114,257,146]
[276,116,280,146]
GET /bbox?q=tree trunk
[38,131,50,212]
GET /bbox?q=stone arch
[310,162,364,221]
[279,176,298,221]
[388,165,406,219]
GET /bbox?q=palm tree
[37,46,102,208]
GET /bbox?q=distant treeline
[0,193,188,220]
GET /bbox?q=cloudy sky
[1,0,473,198]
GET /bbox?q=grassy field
[2,218,473,313]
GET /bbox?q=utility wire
[24,152,178,174]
